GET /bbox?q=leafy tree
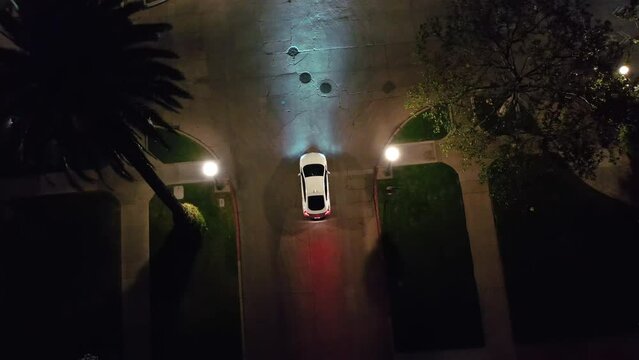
[0,0,192,223]
[408,0,639,204]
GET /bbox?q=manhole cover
[320,82,332,94]
[382,80,396,94]
[299,72,312,83]
[286,46,300,57]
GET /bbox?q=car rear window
[303,164,324,177]
[308,195,325,211]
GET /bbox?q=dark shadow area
[0,117,110,177]
[364,233,393,312]
[491,155,639,344]
[376,164,484,352]
[150,223,203,360]
[0,192,122,360]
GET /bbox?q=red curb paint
[229,183,246,357]
[373,165,382,236]
[230,184,242,261]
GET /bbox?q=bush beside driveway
[391,109,449,144]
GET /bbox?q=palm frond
[0,0,191,184]
[119,23,172,46]
[151,80,193,99]
[127,60,186,81]
[111,1,145,18]
[123,47,179,60]
[0,6,22,46]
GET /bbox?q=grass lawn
[149,182,242,359]
[0,192,121,360]
[378,163,484,352]
[392,109,449,143]
[492,163,639,343]
[148,128,212,163]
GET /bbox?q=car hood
[300,152,327,168]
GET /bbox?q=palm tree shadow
[123,223,203,360]
[150,223,202,359]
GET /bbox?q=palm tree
[0,0,192,224]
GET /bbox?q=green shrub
[182,202,207,231]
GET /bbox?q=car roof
[305,176,325,196]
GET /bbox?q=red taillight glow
[305,209,330,220]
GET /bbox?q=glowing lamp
[619,65,630,76]
[202,161,219,177]
[384,146,400,162]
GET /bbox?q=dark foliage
[492,154,639,342]
[0,0,191,219]
[410,0,639,203]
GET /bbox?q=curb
[230,183,247,359]
[373,165,382,236]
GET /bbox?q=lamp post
[384,146,400,178]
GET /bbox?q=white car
[299,152,331,220]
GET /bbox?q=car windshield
[308,195,325,211]
[303,164,324,177]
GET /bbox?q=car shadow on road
[263,156,301,237]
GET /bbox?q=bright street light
[619,65,630,76]
[384,146,400,162]
[202,160,219,177]
[383,146,401,178]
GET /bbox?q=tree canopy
[409,0,639,204]
[0,0,192,221]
